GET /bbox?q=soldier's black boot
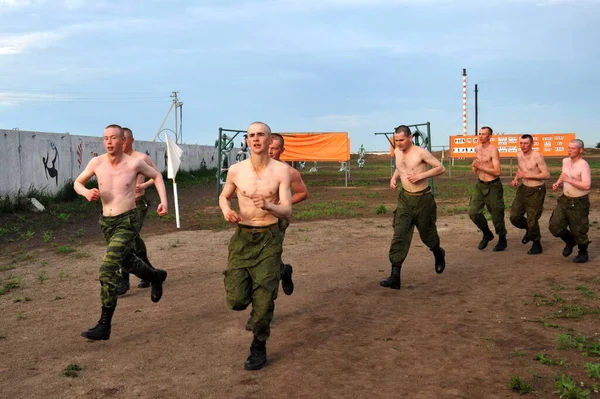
[521,230,530,244]
[432,247,446,274]
[573,244,589,263]
[380,264,401,289]
[281,263,294,295]
[528,240,542,255]
[493,234,507,252]
[244,336,267,370]
[478,228,494,250]
[117,273,130,296]
[558,232,576,257]
[138,279,151,289]
[81,306,115,341]
[150,269,167,303]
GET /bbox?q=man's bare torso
[395,146,430,192]
[94,154,141,216]
[232,158,287,225]
[518,152,545,187]
[562,158,590,198]
[128,150,151,198]
[475,143,497,182]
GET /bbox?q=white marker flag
[164,132,183,228]
[165,132,183,179]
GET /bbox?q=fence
[0,129,235,198]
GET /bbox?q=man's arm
[552,158,567,191]
[138,160,168,216]
[473,147,501,177]
[219,165,242,223]
[252,165,292,220]
[390,168,400,189]
[511,154,522,187]
[560,162,591,191]
[290,168,308,204]
[517,153,551,180]
[74,158,100,201]
[137,153,160,190]
[406,149,445,184]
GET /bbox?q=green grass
[0,277,23,295]
[584,363,600,379]
[533,353,567,367]
[60,364,83,378]
[554,374,591,398]
[56,245,77,254]
[508,375,535,394]
[375,204,387,215]
[295,200,366,220]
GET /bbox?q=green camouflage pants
[549,195,590,245]
[469,178,507,235]
[122,195,154,282]
[278,218,290,276]
[99,210,156,307]
[389,187,441,265]
[224,224,283,341]
[510,184,546,241]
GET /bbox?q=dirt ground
[1,165,600,398]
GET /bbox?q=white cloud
[0,30,68,55]
[0,90,71,107]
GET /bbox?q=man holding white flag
[165,131,183,228]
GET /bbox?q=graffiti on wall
[42,141,59,185]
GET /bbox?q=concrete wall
[0,129,234,198]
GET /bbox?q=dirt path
[1,210,599,398]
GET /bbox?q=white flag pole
[173,179,180,229]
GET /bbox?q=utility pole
[462,69,467,136]
[474,84,479,135]
[153,91,184,143]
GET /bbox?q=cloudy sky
[1,0,598,151]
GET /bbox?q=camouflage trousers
[122,195,155,282]
[389,187,441,265]
[510,184,546,241]
[549,194,590,245]
[469,178,507,235]
[224,223,283,341]
[99,210,156,308]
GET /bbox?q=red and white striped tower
[462,68,467,135]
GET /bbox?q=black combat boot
[558,232,576,257]
[493,234,507,252]
[573,244,589,263]
[150,269,168,303]
[432,247,446,274]
[521,230,530,244]
[528,240,542,255]
[138,279,151,289]
[380,264,401,289]
[81,306,115,341]
[244,336,267,370]
[281,263,294,296]
[478,229,494,250]
[116,273,130,296]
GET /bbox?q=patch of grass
[57,212,71,223]
[60,364,83,378]
[74,250,90,258]
[295,201,365,220]
[533,292,566,306]
[508,375,536,394]
[56,245,76,254]
[585,362,600,379]
[58,269,68,279]
[0,277,23,295]
[533,353,567,367]
[170,239,182,248]
[54,296,64,301]
[513,351,528,357]
[557,334,587,350]
[375,204,387,215]
[17,312,24,320]
[0,265,16,272]
[38,271,47,284]
[554,374,591,398]
[554,304,597,319]
[576,285,596,299]
[42,230,53,243]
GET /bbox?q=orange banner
[277,132,350,162]
[449,133,576,158]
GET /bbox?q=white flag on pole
[165,132,183,179]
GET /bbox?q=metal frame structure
[216,127,247,203]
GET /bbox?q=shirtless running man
[74,124,169,341]
[117,127,161,294]
[468,126,508,252]
[219,121,292,370]
[380,125,446,290]
[548,139,592,263]
[509,134,550,255]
